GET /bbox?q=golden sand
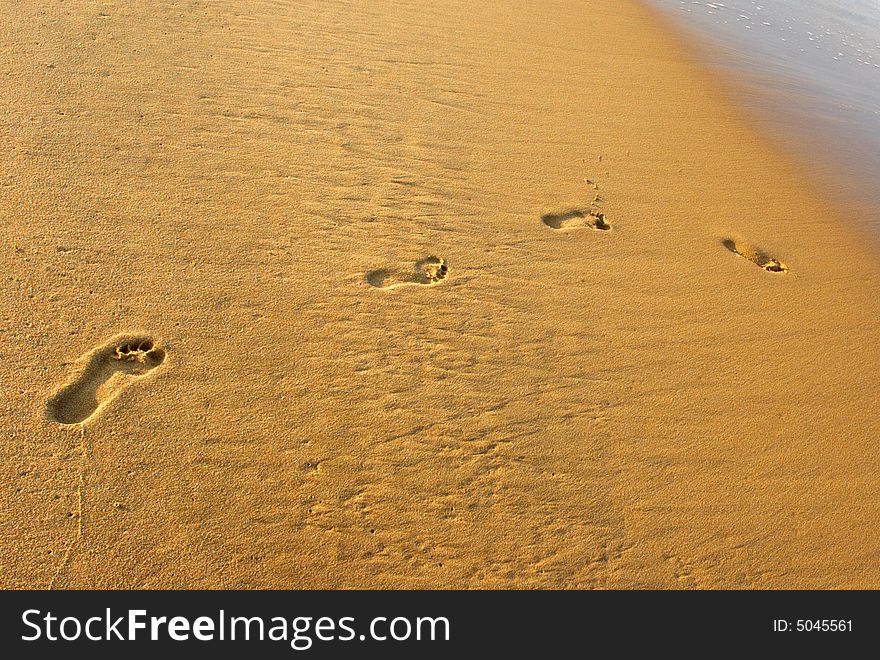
[2,0,878,589]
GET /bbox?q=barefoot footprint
[365,256,449,289]
[46,335,167,425]
[541,208,611,231]
[722,238,788,273]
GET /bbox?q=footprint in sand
[46,335,167,425]
[365,256,449,289]
[541,208,611,231]
[722,238,788,273]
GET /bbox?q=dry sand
[2,0,878,589]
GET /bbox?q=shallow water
[648,0,880,233]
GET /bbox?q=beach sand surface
[2,0,878,588]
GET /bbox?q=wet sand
[2,0,879,588]
[648,0,880,238]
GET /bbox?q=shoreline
[641,0,880,251]
[2,0,878,588]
